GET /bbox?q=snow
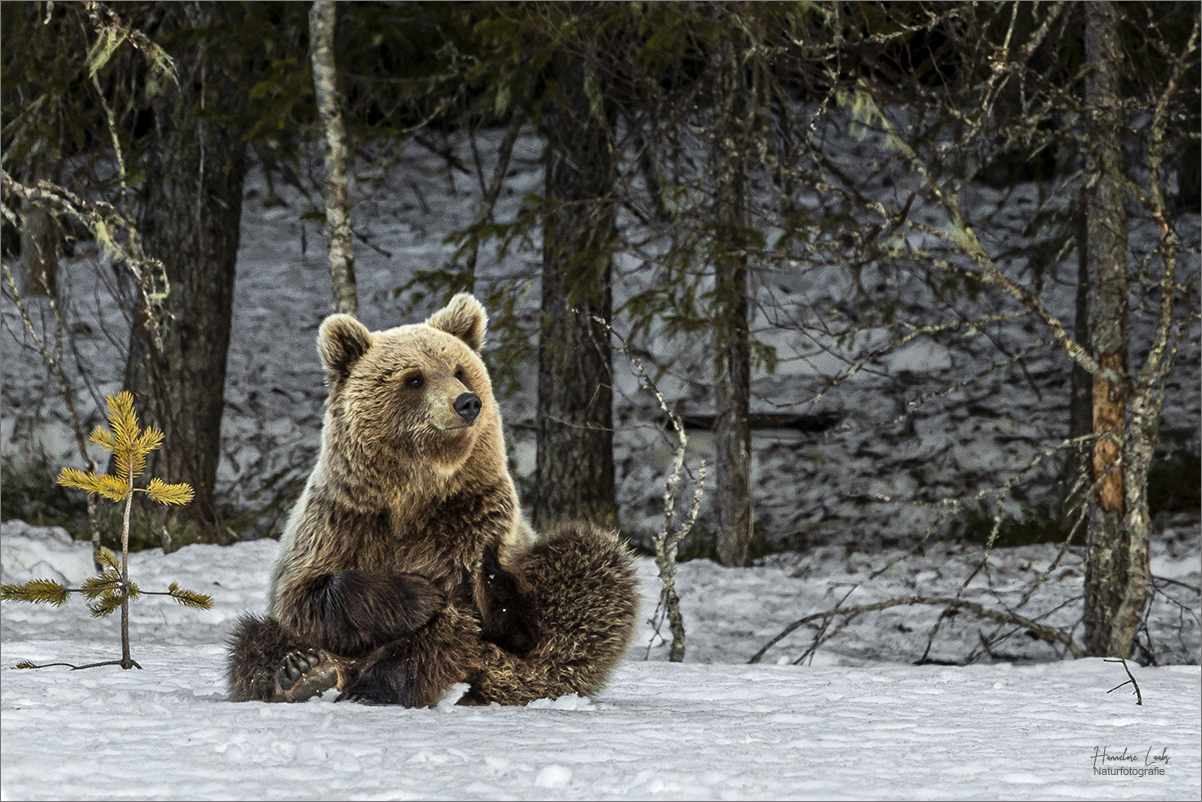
[2,521,1200,800]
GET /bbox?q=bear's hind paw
[274,649,340,703]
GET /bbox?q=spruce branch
[58,467,129,502]
[167,583,214,610]
[145,477,194,506]
[96,548,121,573]
[88,591,125,618]
[1,579,70,606]
[79,571,124,599]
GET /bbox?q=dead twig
[599,319,705,664]
[749,595,1084,664]
[1103,657,1143,705]
[16,659,142,671]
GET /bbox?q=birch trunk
[310,0,357,316]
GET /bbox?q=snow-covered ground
[2,520,1199,800]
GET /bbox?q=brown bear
[227,294,639,706]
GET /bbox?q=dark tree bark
[1082,1,1133,656]
[310,0,357,316]
[123,3,247,552]
[19,158,59,297]
[712,36,754,567]
[534,49,619,534]
[1061,192,1093,532]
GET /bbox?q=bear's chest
[348,489,508,590]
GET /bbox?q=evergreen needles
[0,392,213,670]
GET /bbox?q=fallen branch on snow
[748,595,1084,664]
[1104,657,1143,705]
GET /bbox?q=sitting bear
[227,294,639,706]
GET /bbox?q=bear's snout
[453,392,482,424]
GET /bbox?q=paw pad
[274,649,340,702]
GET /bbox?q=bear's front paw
[274,649,340,702]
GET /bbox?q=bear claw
[274,649,340,702]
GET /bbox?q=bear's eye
[404,374,425,389]
[454,368,465,381]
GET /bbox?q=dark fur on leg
[279,570,445,657]
[478,542,537,656]
[227,614,315,702]
[468,523,639,705]
[339,604,481,706]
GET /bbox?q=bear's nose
[453,392,482,424]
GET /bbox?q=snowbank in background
[2,522,1199,800]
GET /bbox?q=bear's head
[316,293,497,473]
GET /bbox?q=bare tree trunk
[1082,1,1132,656]
[310,0,357,316]
[534,49,619,533]
[123,2,246,552]
[1062,192,1092,532]
[19,159,58,297]
[712,36,754,567]
[1100,7,1199,658]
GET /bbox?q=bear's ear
[318,314,372,380]
[425,293,487,352]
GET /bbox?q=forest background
[1,0,1199,664]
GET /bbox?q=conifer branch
[88,591,125,618]
[166,582,214,610]
[144,478,195,506]
[96,548,121,572]
[1,579,70,606]
[80,571,124,599]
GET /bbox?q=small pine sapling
[0,392,213,670]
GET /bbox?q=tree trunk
[1082,1,1133,656]
[1061,192,1092,533]
[534,50,619,533]
[712,37,754,567]
[123,3,246,552]
[19,158,58,297]
[309,0,357,316]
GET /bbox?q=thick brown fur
[467,523,639,705]
[227,294,638,705]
